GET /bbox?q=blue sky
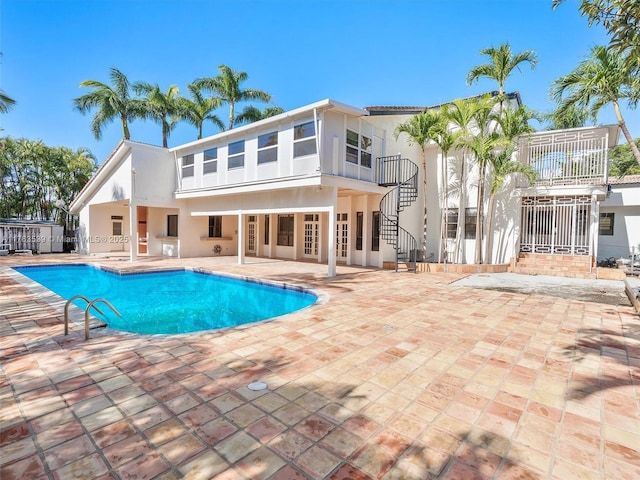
[1,0,635,164]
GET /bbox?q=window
[112,216,123,236]
[599,212,614,235]
[228,140,245,169]
[372,211,380,251]
[258,131,278,164]
[208,216,222,237]
[346,130,359,164]
[356,212,363,250]
[445,209,458,239]
[345,130,372,168]
[277,214,294,246]
[264,215,270,245]
[182,154,194,178]
[167,215,178,237]
[465,208,477,240]
[203,148,218,174]
[293,121,317,157]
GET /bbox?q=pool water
[13,265,317,334]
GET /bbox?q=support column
[327,190,337,277]
[237,213,244,265]
[129,202,137,262]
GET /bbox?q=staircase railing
[376,155,419,272]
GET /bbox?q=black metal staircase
[376,155,419,272]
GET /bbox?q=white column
[328,190,337,277]
[129,203,137,262]
[237,213,244,265]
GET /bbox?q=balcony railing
[517,127,610,187]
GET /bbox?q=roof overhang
[171,99,369,154]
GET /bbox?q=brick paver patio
[1,255,639,479]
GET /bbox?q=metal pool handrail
[63,295,122,340]
[64,295,105,335]
[84,299,121,340]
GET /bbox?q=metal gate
[520,195,591,256]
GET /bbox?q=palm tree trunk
[475,163,485,264]
[121,115,130,140]
[455,153,467,263]
[485,194,496,264]
[422,151,428,262]
[438,149,446,263]
[228,102,235,130]
[613,101,640,168]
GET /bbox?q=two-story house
[70,96,632,278]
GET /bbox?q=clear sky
[1,0,635,164]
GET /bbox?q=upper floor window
[293,121,317,158]
[228,140,245,169]
[203,148,218,174]
[346,130,372,168]
[182,154,194,178]
[258,131,278,165]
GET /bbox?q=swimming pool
[13,264,317,334]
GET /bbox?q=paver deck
[1,254,639,479]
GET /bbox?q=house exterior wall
[598,182,640,260]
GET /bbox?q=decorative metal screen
[518,128,609,186]
[520,195,592,256]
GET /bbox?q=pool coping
[2,262,329,338]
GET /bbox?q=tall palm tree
[485,147,537,263]
[467,42,538,114]
[551,45,640,167]
[74,67,143,140]
[443,98,483,263]
[193,65,272,130]
[447,96,496,264]
[394,110,442,261]
[431,118,459,263]
[0,90,16,114]
[135,82,181,148]
[235,105,284,126]
[178,83,224,139]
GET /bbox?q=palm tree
[467,42,538,114]
[235,105,284,126]
[74,67,143,140]
[193,65,272,130]
[447,96,496,264]
[485,147,537,263]
[431,119,460,263]
[551,45,640,167]
[135,82,181,148]
[178,83,224,139]
[544,104,590,130]
[443,98,483,263]
[393,110,442,261]
[0,90,16,114]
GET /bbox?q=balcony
[517,126,618,187]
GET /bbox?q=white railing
[518,128,609,186]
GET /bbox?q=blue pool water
[13,265,317,334]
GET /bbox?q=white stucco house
[69,95,637,278]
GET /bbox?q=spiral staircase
[376,155,419,272]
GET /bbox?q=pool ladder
[64,295,122,340]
